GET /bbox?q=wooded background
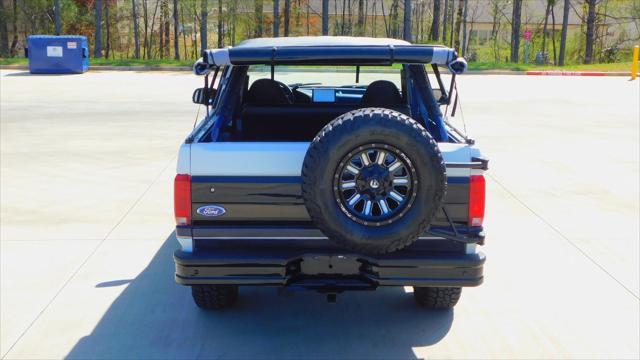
[0,0,638,65]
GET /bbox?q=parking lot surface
[1,69,638,359]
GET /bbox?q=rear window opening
[218,65,409,142]
[203,64,461,144]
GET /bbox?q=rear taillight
[468,175,485,227]
[174,174,191,226]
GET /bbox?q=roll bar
[193,45,467,75]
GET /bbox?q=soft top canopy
[194,36,467,75]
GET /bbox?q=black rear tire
[302,108,446,254]
[191,285,239,310]
[413,287,462,309]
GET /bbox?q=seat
[361,80,403,106]
[241,104,360,141]
[245,79,293,105]
[238,81,409,142]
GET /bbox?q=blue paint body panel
[26,35,89,74]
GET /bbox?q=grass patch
[0,57,192,67]
[1,57,633,73]
[467,62,531,71]
[466,61,633,72]
[0,58,28,65]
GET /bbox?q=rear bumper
[174,240,485,289]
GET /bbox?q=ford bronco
[174,37,487,310]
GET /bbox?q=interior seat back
[245,79,292,105]
[361,80,403,106]
[240,103,411,141]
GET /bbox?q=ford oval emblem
[196,205,226,217]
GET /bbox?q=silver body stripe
[188,141,482,177]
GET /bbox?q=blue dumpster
[26,35,89,74]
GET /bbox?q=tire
[302,108,446,254]
[191,285,239,310]
[413,287,462,309]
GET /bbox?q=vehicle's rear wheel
[191,285,239,310]
[413,287,462,309]
[302,108,446,254]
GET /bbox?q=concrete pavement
[0,70,638,359]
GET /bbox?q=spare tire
[302,108,446,254]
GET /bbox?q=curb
[525,70,630,77]
[0,64,191,71]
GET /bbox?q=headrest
[361,80,402,106]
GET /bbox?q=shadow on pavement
[2,71,83,77]
[67,233,454,359]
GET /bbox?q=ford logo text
[196,205,226,217]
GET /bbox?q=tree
[510,0,522,62]
[371,0,377,36]
[147,0,160,59]
[356,0,364,35]
[442,0,448,43]
[461,0,468,55]
[0,0,9,57]
[341,0,347,35]
[201,0,208,55]
[449,0,455,47]
[584,0,596,64]
[94,0,102,58]
[453,0,463,52]
[465,0,480,55]
[390,0,400,38]
[54,0,61,35]
[284,0,290,36]
[254,0,264,37]
[10,0,18,57]
[320,0,328,35]
[163,0,170,58]
[217,0,223,47]
[306,0,311,35]
[180,2,187,57]
[142,0,149,59]
[274,0,280,37]
[403,0,412,41]
[559,0,569,65]
[430,0,440,41]
[105,0,110,58]
[132,0,140,58]
[541,0,554,61]
[550,0,557,65]
[173,0,180,60]
[228,1,237,45]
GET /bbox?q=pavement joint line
[487,173,640,301]
[0,239,105,242]
[0,155,176,360]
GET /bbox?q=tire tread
[413,287,462,309]
[191,285,239,310]
[302,107,446,254]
